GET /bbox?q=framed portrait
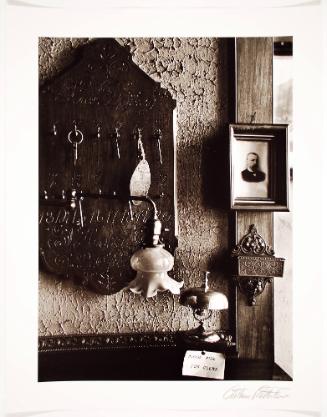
[229,123,289,211]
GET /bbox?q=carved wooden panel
[39,39,176,295]
[231,224,284,278]
[236,257,284,277]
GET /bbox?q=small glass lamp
[127,198,183,298]
[180,272,228,343]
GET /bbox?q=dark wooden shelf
[38,332,291,381]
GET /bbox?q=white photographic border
[3,1,325,416]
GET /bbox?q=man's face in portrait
[246,153,258,171]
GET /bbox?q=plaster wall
[39,37,232,336]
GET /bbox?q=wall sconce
[231,224,285,306]
[179,272,231,344]
[127,197,183,298]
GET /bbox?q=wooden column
[235,38,274,360]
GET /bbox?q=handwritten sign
[182,350,225,379]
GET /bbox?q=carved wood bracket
[231,224,285,305]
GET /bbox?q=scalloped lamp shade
[128,246,183,298]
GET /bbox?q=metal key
[128,200,134,221]
[115,127,121,159]
[78,198,84,227]
[157,129,163,164]
[73,142,78,164]
[68,125,84,166]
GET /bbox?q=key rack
[39,39,177,295]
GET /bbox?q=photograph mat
[3,1,324,416]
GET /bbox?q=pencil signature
[223,385,290,400]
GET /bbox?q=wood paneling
[235,38,274,360]
[236,38,273,124]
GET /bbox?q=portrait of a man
[232,138,269,200]
[241,152,266,183]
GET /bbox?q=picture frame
[229,123,289,211]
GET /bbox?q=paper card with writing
[182,350,226,379]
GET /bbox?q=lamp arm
[142,195,158,220]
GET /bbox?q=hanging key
[156,129,163,165]
[73,142,78,164]
[78,198,84,228]
[128,200,134,221]
[114,127,121,159]
[68,125,84,166]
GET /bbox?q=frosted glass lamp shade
[128,246,183,298]
[130,246,174,272]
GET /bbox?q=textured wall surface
[39,37,232,336]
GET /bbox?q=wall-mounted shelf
[231,224,284,306]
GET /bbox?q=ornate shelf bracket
[231,224,285,306]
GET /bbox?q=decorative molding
[235,276,273,306]
[39,332,177,352]
[237,256,284,278]
[232,224,274,257]
[38,331,237,353]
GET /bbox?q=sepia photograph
[234,139,269,198]
[37,37,292,383]
[230,123,289,210]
